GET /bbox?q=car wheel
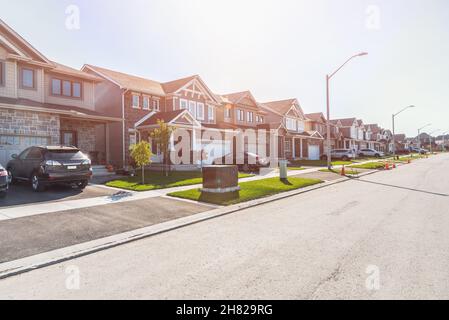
[76,180,89,190]
[342,156,349,161]
[7,169,15,184]
[375,154,381,158]
[31,174,45,192]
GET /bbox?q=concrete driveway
[0,181,118,208]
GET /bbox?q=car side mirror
[11,154,18,159]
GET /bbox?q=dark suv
[0,164,8,198]
[7,146,92,192]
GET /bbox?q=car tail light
[0,170,7,177]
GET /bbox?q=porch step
[91,165,115,177]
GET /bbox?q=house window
[0,62,4,86]
[188,101,196,117]
[143,97,150,110]
[180,99,188,110]
[21,68,35,89]
[51,79,61,95]
[196,102,205,120]
[286,118,297,131]
[247,112,254,123]
[62,80,71,96]
[208,105,214,121]
[297,120,305,132]
[225,108,231,118]
[73,82,81,98]
[153,99,160,111]
[259,116,264,123]
[236,109,244,122]
[51,78,82,98]
[285,140,291,152]
[132,95,140,108]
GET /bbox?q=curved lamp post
[417,124,431,149]
[392,105,416,159]
[326,52,368,169]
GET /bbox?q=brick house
[260,99,324,160]
[305,112,344,153]
[82,65,222,168]
[0,19,121,167]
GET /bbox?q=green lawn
[288,167,306,171]
[349,162,386,170]
[168,177,323,206]
[290,160,353,167]
[319,168,360,175]
[106,171,254,191]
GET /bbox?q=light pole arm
[328,55,360,80]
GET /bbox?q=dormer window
[51,78,82,98]
[208,105,214,121]
[286,118,297,131]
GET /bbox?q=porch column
[300,138,303,159]
[105,123,110,164]
[292,137,296,159]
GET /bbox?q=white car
[358,148,385,158]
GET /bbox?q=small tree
[150,120,175,177]
[130,141,152,184]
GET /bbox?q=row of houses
[0,19,405,168]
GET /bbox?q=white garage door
[308,145,320,160]
[200,140,232,165]
[0,135,50,167]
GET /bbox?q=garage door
[0,135,50,167]
[308,145,320,160]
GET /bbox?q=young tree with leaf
[130,140,152,184]
[150,120,175,176]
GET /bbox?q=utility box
[202,165,240,194]
[279,160,288,179]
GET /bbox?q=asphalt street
[0,154,448,299]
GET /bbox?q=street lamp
[417,123,431,149]
[428,129,440,153]
[392,105,416,160]
[326,52,368,169]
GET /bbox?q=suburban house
[393,134,409,152]
[305,112,344,152]
[82,65,223,168]
[364,124,385,151]
[260,99,324,160]
[0,19,121,167]
[332,118,364,152]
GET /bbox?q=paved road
[0,154,448,299]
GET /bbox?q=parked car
[321,149,356,161]
[7,146,92,192]
[409,147,428,155]
[0,164,8,198]
[213,151,270,172]
[358,148,385,158]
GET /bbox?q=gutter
[121,89,129,169]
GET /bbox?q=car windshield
[45,150,86,161]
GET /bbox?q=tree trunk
[142,165,145,185]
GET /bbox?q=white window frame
[237,109,244,122]
[286,117,297,131]
[143,96,150,110]
[153,99,160,111]
[297,120,305,132]
[208,105,214,121]
[132,94,140,109]
[196,102,205,120]
[180,99,188,110]
[188,101,196,117]
[247,111,253,123]
[225,108,231,118]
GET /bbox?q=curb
[0,169,382,280]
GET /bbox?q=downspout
[121,89,129,169]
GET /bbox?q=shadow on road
[350,177,449,197]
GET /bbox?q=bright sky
[2,0,448,136]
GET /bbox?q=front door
[61,131,77,147]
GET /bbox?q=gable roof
[305,112,326,122]
[161,75,197,94]
[0,18,54,67]
[333,118,357,127]
[82,64,166,96]
[260,99,297,115]
[50,61,103,82]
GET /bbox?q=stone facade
[0,107,60,144]
[60,118,97,154]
